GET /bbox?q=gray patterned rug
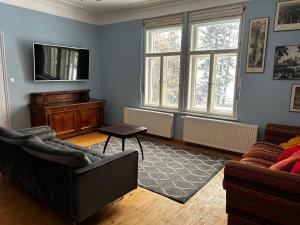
[89,137,226,203]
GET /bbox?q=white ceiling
[0,0,248,25]
[57,0,183,13]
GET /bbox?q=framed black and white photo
[274,0,300,31]
[246,18,269,73]
[273,45,300,80]
[290,84,300,112]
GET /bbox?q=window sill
[140,107,239,122]
[141,106,180,114]
[182,111,239,122]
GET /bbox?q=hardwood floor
[65,132,108,147]
[0,132,236,225]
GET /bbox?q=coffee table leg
[122,138,125,151]
[103,135,111,154]
[136,136,144,160]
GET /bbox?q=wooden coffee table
[99,124,147,160]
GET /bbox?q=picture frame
[274,0,300,31]
[246,18,269,73]
[290,84,300,112]
[273,45,300,80]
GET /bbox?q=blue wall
[238,0,300,137]
[0,3,101,129]
[98,20,144,125]
[98,0,300,139]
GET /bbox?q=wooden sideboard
[30,90,105,139]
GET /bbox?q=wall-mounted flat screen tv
[33,43,89,81]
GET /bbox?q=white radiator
[124,108,174,138]
[183,116,258,154]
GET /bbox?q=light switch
[10,78,15,83]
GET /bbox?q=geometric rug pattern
[89,137,226,203]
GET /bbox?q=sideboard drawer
[44,102,102,114]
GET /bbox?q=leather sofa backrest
[23,136,91,168]
[264,123,300,144]
[0,127,31,146]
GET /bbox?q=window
[187,18,241,117]
[144,17,183,109]
[142,6,243,118]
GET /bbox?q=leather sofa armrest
[224,160,300,195]
[73,150,138,175]
[71,150,138,223]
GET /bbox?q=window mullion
[159,55,164,108]
[190,56,196,109]
[147,58,151,105]
[207,52,215,114]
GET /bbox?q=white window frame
[143,25,183,110]
[185,15,243,118]
[0,32,11,128]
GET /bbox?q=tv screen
[33,44,89,81]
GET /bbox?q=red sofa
[223,123,300,225]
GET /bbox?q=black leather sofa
[0,126,138,223]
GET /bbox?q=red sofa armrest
[224,160,300,198]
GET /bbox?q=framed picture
[273,45,300,80]
[274,0,300,31]
[290,84,300,112]
[246,18,269,73]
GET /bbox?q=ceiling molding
[0,0,99,25]
[0,0,249,26]
[96,0,249,25]
[58,0,180,13]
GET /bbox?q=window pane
[192,19,240,51]
[188,55,210,111]
[146,26,182,53]
[211,53,237,115]
[162,56,180,108]
[144,57,161,107]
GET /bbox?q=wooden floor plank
[65,132,108,147]
[0,132,233,225]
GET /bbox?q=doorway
[0,33,10,128]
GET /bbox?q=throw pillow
[270,151,300,172]
[279,136,300,150]
[277,144,300,162]
[291,160,300,174]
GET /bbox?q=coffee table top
[99,123,147,138]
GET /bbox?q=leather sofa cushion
[23,136,91,168]
[19,126,56,140]
[0,127,31,146]
[34,130,56,140]
[46,138,105,162]
[18,126,52,135]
